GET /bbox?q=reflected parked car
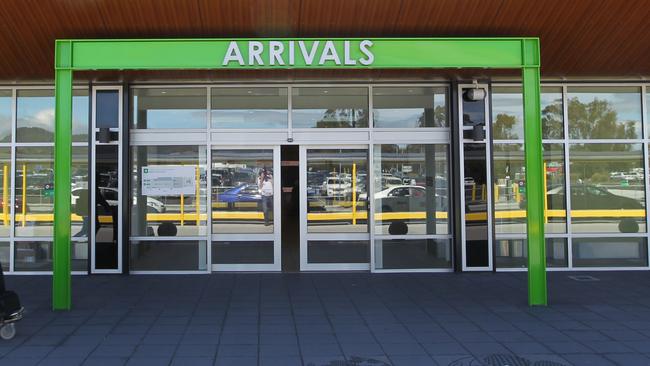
[373,185,447,213]
[71,187,166,213]
[216,183,262,206]
[544,184,644,210]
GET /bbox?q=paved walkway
[1,271,650,365]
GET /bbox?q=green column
[53,41,73,310]
[522,39,547,306]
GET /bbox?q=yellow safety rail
[21,164,26,227]
[2,165,7,226]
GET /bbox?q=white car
[72,187,166,213]
[323,177,351,197]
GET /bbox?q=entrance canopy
[53,37,545,309]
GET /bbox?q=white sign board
[142,166,196,196]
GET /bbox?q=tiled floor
[2,271,650,365]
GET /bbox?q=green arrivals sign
[68,38,531,70]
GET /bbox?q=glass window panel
[130,240,207,271]
[373,144,449,235]
[0,148,10,237]
[292,87,368,128]
[17,89,54,142]
[543,144,567,233]
[212,241,273,264]
[375,239,452,270]
[71,240,88,272]
[15,147,54,236]
[492,86,524,140]
[0,242,8,270]
[307,240,368,263]
[373,87,448,128]
[96,90,120,129]
[0,90,11,143]
[211,88,287,129]
[14,241,52,271]
[541,87,564,139]
[573,237,647,267]
[212,149,274,234]
[568,86,642,139]
[569,143,645,233]
[72,89,90,142]
[307,149,368,233]
[495,238,568,268]
[131,146,207,237]
[493,144,525,234]
[70,147,89,238]
[132,88,207,129]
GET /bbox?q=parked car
[374,185,447,213]
[323,177,351,198]
[545,184,643,210]
[216,183,262,207]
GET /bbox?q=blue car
[216,184,262,208]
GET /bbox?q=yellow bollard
[471,184,476,201]
[352,163,357,225]
[195,166,200,226]
[513,183,520,203]
[2,165,7,226]
[481,184,486,201]
[494,183,499,202]
[21,164,26,227]
[543,162,548,224]
[180,193,184,226]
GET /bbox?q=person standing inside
[259,171,274,226]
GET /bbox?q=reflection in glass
[307,240,368,263]
[131,240,207,271]
[96,90,119,129]
[373,87,448,128]
[569,143,645,233]
[373,144,449,235]
[541,87,564,139]
[568,86,642,139]
[493,144,525,234]
[292,87,368,128]
[14,241,51,271]
[71,241,88,271]
[72,89,89,142]
[132,88,207,129]
[131,146,207,237]
[211,88,288,129]
[212,241,273,264]
[495,238,568,268]
[95,145,119,270]
[306,149,368,233]
[543,144,567,233]
[464,143,489,267]
[375,239,451,269]
[0,90,12,142]
[0,149,10,237]
[212,149,273,234]
[0,242,7,270]
[70,147,89,238]
[492,86,524,139]
[17,90,54,142]
[573,237,647,267]
[15,147,53,236]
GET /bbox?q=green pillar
[522,39,547,306]
[53,41,73,310]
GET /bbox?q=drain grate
[447,354,569,366]
[306,356,391,366]
[568,275,599,282]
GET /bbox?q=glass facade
[2,83,650,273]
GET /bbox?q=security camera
[463,88,486,101]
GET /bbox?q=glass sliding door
[211,146,281,271]
[299,146,369,270]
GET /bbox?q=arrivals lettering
[222,40,374,67]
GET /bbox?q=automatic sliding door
[211,147,281,271]
[300,146,369,270]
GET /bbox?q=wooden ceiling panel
[0,0,648,81]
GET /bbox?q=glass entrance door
[299,146,370,270]
[211,146,281,271]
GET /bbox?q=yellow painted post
[494,184,499,202]
[180,193,184,226]
[195,166,200,226]
[21,164,26,227]
[352,163,357,225]
[471,184,476,201]
[543,162,548,224]
[513,183,520,203]
[481,184,486,201]
[2,165,7,226]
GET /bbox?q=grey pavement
[2,271,650,365]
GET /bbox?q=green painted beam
[521,39,547,306]
[67,38,535,70]
[53,41,73,310]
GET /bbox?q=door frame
[457,83,494,271]
[210,145,282,271]
[90,85,123,274]
[299,144,371,271]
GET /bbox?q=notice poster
[142,166,196,196]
